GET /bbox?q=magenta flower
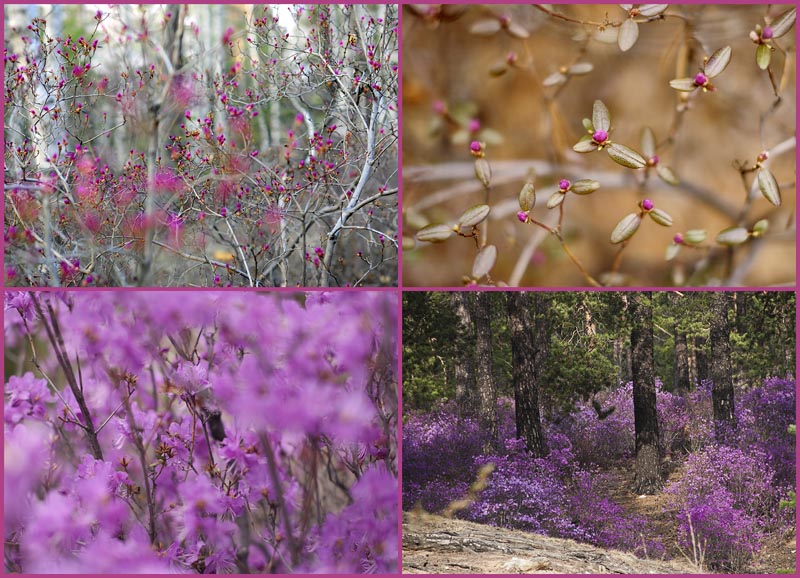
[762,26,774,39]
[517,210,529,223]
[592,130,608,144]
[222,26,234,45]
[641,198,655,211]
[559,179,571,191]
[694,72,708,87]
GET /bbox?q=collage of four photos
[3,2,797,575]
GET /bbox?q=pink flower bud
[470,141,482,154]
[559,179,571,191]
[517,211,529,223]
[641,199,654,211]
[592,130,608,144]
[673,233,684,244]
[762,27,774,39]
[694,72,708,86]
[649,155,659,166]
[468,118,481,133]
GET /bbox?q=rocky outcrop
[403,512,701,574]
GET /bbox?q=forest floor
[598,463,797,574]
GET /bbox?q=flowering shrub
[557,381,689,467]
[403,402,665,556]
[734,376,796,486]
[4,4,398,287]
[664,444,790,571]
[4,291,397,573]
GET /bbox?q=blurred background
[402,4,796,287]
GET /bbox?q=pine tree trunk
[451,292,476,418]
[473,292,497,448]
[630,293,661,494]
[507,292,545,457]
[695,335,709,383]
[673,330,689,394]
[710,292,736,440]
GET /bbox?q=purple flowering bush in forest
[4,291,397,573]
[403,377,795,571]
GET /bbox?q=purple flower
[641,198,654,211]
[517,210,529,223]
[762,26,774,39]
[592,130,608,144]
[470,140,482,154]
[694,72,708,86]
[673,233,684,244]
[559,179,571,191]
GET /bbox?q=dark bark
[451,292,476,417]
[710,292,736,440]
[673,331,689,394]
[507,292,545,458]
[694,335,709,384]
[630,293,661,494]
[473,292,497,447]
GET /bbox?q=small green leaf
[507,21,530,39]
[570,179,601,195]
[478,128,504,145]
[607,143,647,169]
[471,244,497,279]
[770,7,796,38]
[568,62,594,75]
[592,100,611,132]
[757,167,781,206]
[546,191,567,209]
[669,77,697,91]
[489,63,509,77]
[752,219,769,236]
[756,43,772,70]
[582,118,594,132]
[573,135,598,153]
[458,204,491,228]
[716,226,750,246]
[665,243,681,261]
[518,181,536,212]
[474,158,492,189]
[684,229,707,244]
[648,208,673,227]
[641,127,656,159]
[618,18,639,52]
[638,4,669,17]
[543,71,567,86]
[656,164,679,186]
[704,46,731,78]
[611,213,641,244]
[416,223,454,243]
[470,19,502,35]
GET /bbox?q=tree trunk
[673,330,689,394]
[710,292,736,440]
[694,335,709,384]
[630,293,661,494]
[507,292,545,457]
[451,292,476,418]
[473,292,497,448]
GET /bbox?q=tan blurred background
[402,4,796,287]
